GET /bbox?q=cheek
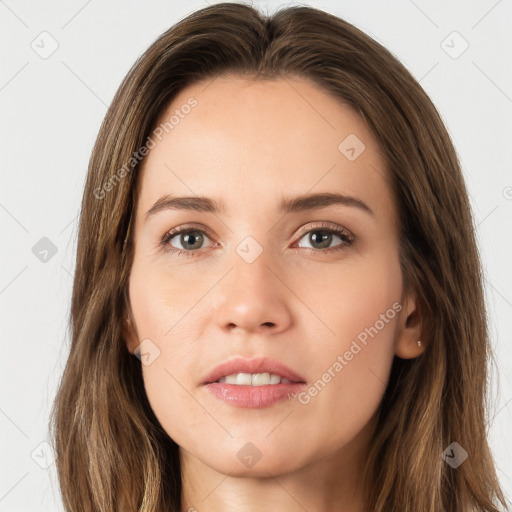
[128,256,198,339]
[296,246,403,346]
[294,307,399,455]
[128,262,209,442]
[292,252,401,433]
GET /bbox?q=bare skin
[123,74,423,511]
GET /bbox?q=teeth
[269,374,282,385]
[216,372,292,385]
[236,373,252,385]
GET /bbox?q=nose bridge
[230,234,278,297]
[213,234,291,332]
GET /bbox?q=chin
[210,455,300,478]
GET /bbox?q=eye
[160,221,354,258]
[160,225,214,257]
[293,222,354,253]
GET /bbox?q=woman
[49,2,509,511]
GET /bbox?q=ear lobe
[122,316,140,354]
[394,292,425,359]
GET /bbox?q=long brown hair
[49,2,509,511]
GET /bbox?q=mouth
[213,372,301,385]
[201,356,307,386]
[201,357,307,408]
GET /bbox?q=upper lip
[202,357,307,384]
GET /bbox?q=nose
[213,245,293,335]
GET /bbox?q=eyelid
[160,223,218,249]
[294,221,354,241]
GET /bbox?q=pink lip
[201,356,306,385]
[204,382,307,408]
[201,357,307,409]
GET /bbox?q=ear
[122,313,140,355]
[394,290,425,359]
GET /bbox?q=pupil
[311,231,331,249]
[183,232,202,249]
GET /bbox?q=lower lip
[203,382,307,408]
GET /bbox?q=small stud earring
[417,340,422,347]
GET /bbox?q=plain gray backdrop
[1,0,511,510]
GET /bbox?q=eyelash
[160,222,355,259]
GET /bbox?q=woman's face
[124,74,421,477]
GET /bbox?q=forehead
[135,74,395,225]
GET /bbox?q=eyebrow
[145,192,375,222]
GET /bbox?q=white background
[0,0,511,510]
